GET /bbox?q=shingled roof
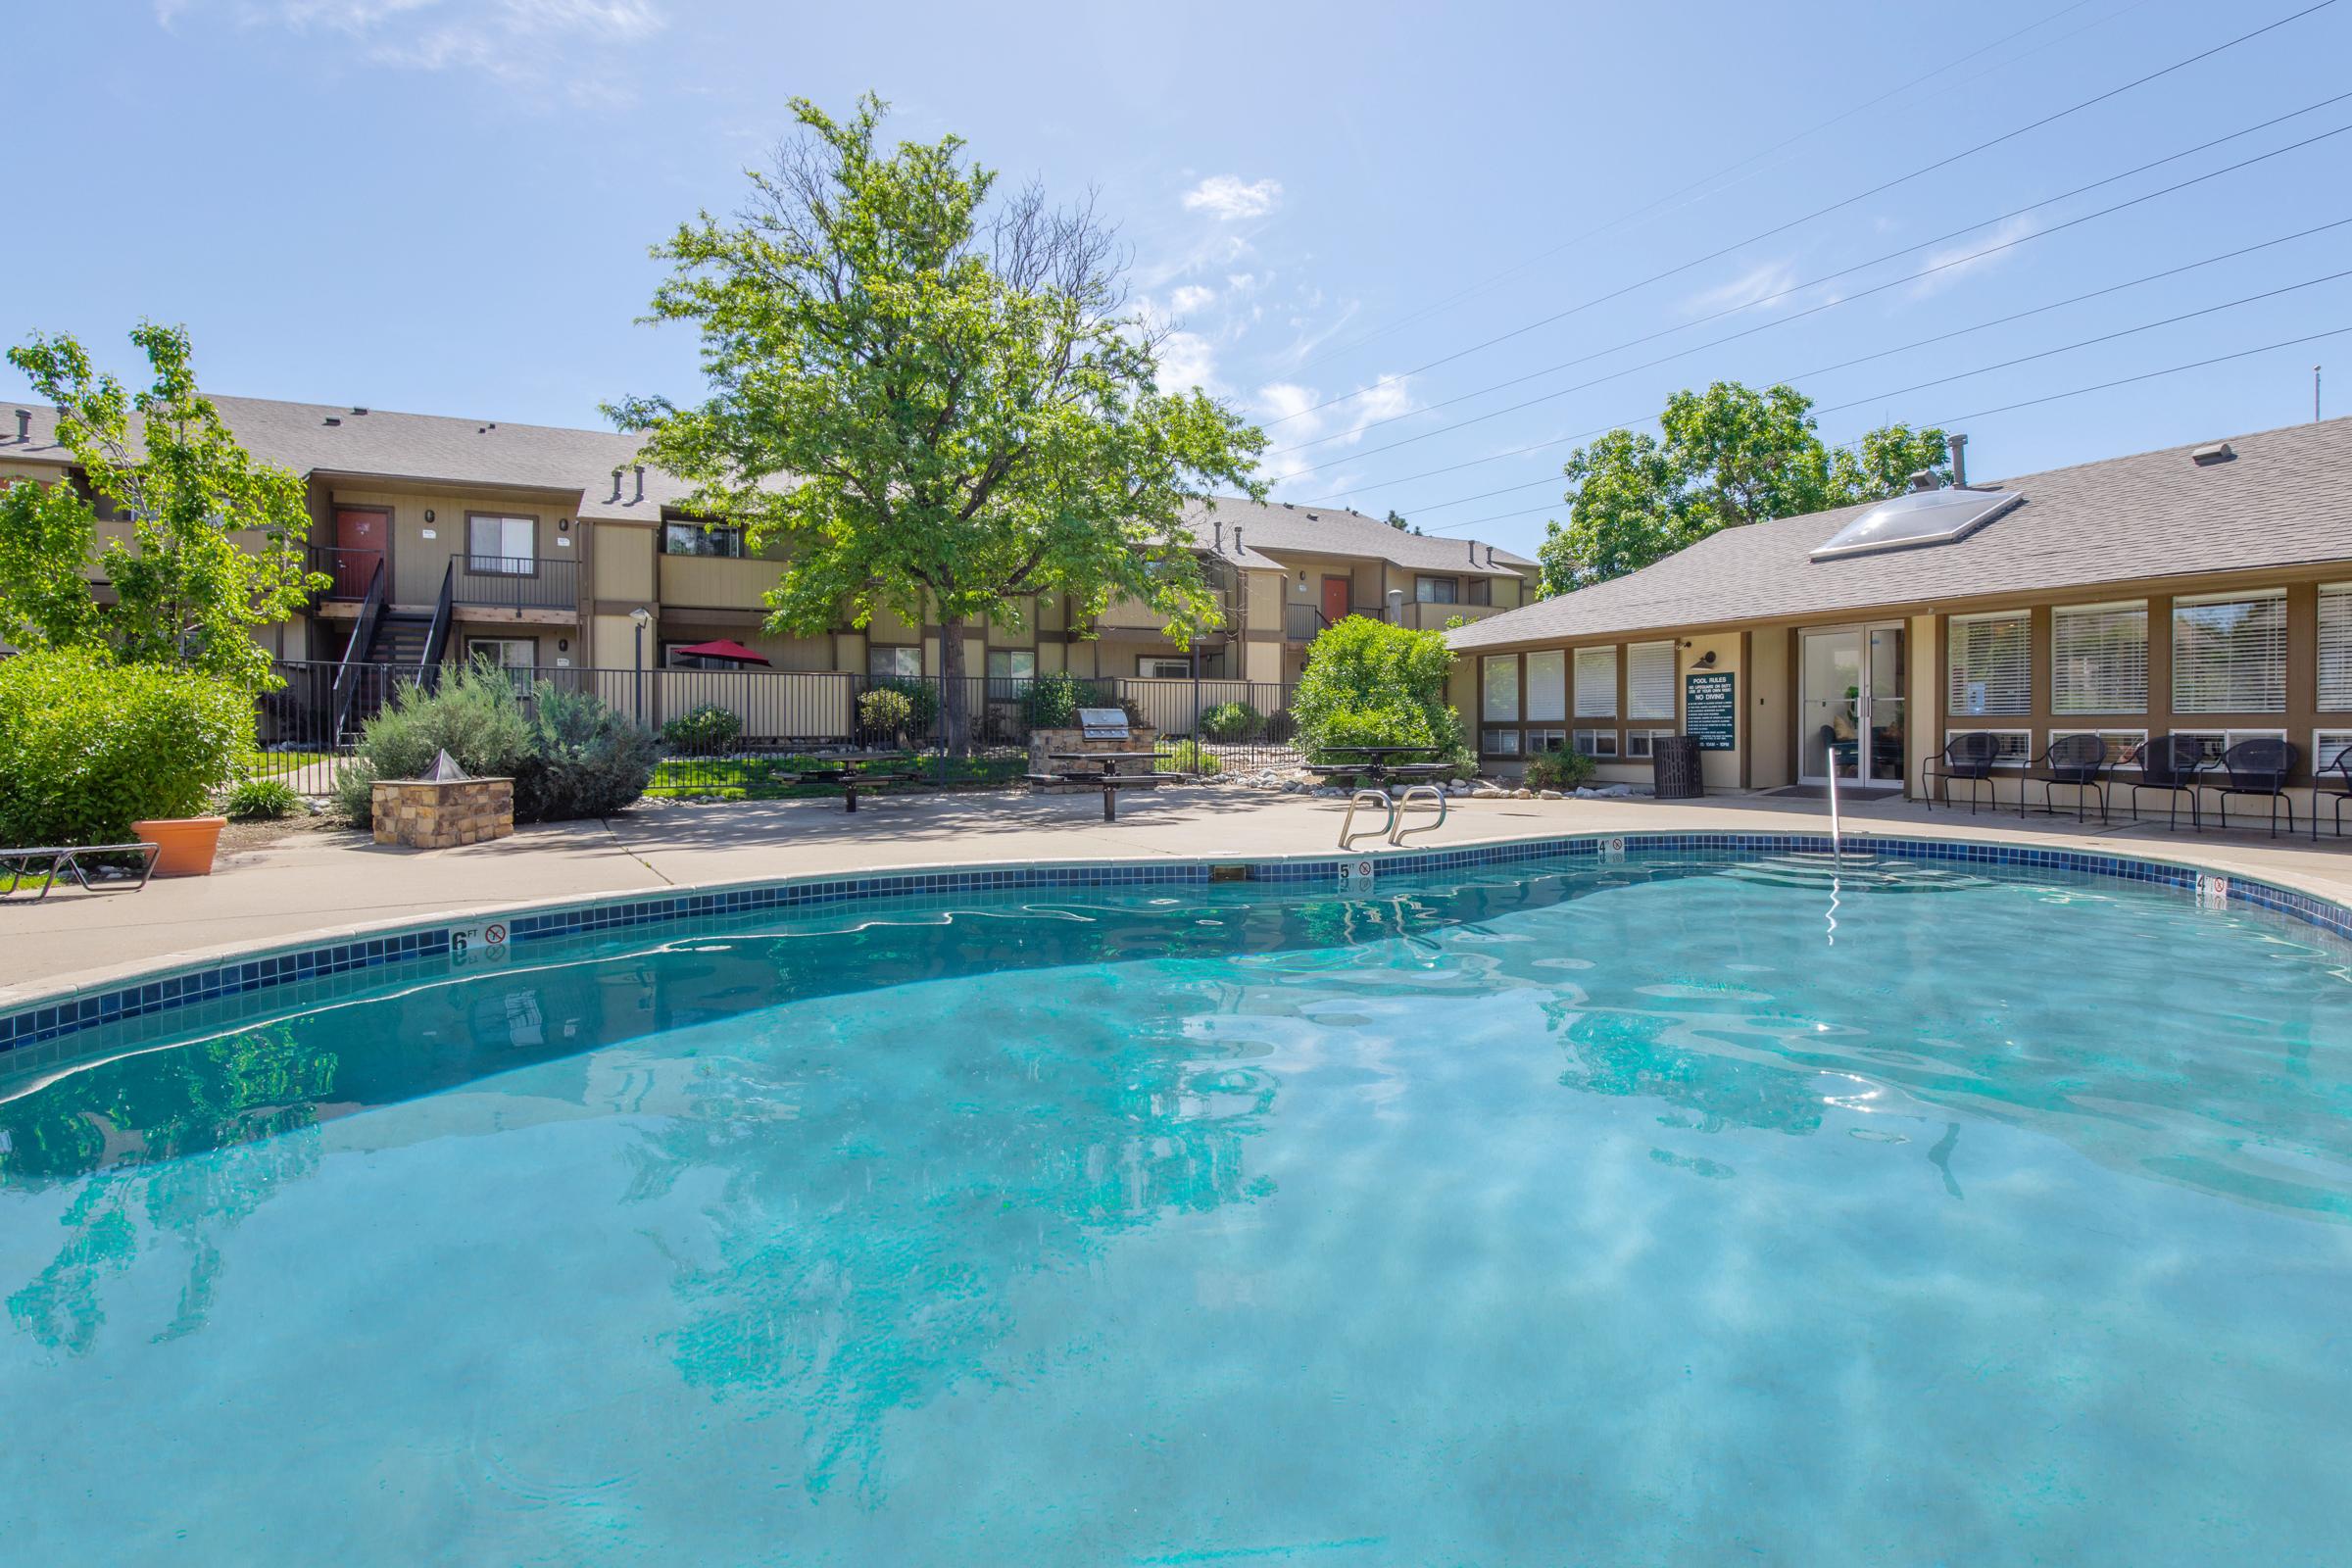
[1449,415,2352,650]
[1180,494,1535,578]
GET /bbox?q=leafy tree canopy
[608,94,1265,749]
[1290,616,1466,764]
[1536,381,1947,594]
[0,323,321,690]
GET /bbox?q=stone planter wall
[372,777,515,849]
[1027,725,1160,793]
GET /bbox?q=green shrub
[867,675,939,732]
[334,658,655,826]
[858,685,914,741]
[1291,618,1464,763]
[661,703,744,753]
[519,682,659,821]
[1525,749,1597,793]
[0,650,251,845]
[1200,700,1263,742]
[1019,669,1095,729]
[1156,740,1221,775]
[222,776,304,820]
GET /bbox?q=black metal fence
[245,661,1304,795]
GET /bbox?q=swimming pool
[3,843,2348,1563]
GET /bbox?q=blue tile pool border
[5,830,2346,1055]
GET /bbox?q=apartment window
[1525,650,1566,723]
[868,645,923,679]
[1625,727,1679,759]
[1467,578,1492,607]
[2314,729,2352,773]
[1481,727,1522,756]
[466,637,535,693]
[2173,590,2285,712]
[1481,656,1520,722]
[1138,657,1193,678]
[2320,584,2352,710]
[2172,728,2287,764]
[466,514,536,574]
[2049,728,2148,768]
[1415,576,1459,604]
[1525,728,1567,755]
[1947,727,2033,766]
[1946,612,2031,715]
[662,520,745,558]
[986,649,1036,698]
[1572,726,1618,759]
[1627,640,1676,720]
[1573,647,1617,717]
[2052,602,2148,714]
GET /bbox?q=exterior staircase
[365,611,434,671]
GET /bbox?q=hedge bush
[334,659,655,827]
[1156,740,1220,775]
[1019,669,1095,729]
[661,703,744,754]
[858,685,914,742]
[1200,700,1263,742]
[0,650,252,845]
[1291,618,1466,765]
[1524,749,1597,793]
[222,776,304,820]
[867,675,939,733]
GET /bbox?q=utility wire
[1286,0,2137,376]
[1418,326,2352,535]
[1261,0,2339,427]
[1301,210,2352,502]
[1277,96,2352,467]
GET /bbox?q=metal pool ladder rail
[1827,762,1844,867]
[1340,788,1395,849]
[1390,784,1448,845]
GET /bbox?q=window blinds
[1481,657,1520,721]
[1946,612,2031,716]
[1627,641,1676,720]
[2173,591,2286,713]
[1524,650,1567,722]
[1574,647,1618,717]
[2051,602,2147,714]
[2321,584,2352,710]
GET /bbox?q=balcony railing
[453,554,577,612]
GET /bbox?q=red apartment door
[1320,574,1351,628]
[333,508,385,598]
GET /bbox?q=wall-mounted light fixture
[423,509,436,524]
[1695,650,1718,669]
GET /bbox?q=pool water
[3,853,2349,1564]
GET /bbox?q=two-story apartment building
[1446,416,2352,811]
[0,395,1537,697]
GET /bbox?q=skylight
[1809,487,2023,562]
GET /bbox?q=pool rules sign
[1685,671,1737,751]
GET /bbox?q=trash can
[1653,734,1705,800]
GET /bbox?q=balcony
[452,555,578,613]
[660,552,776,612]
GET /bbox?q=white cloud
[1168,284,1216,316]
[1182,174,1283,221]
[1682,258,1801,318]
[1909,214,2037,298]
[164,0,664,91]
[1157,330,1221,395]
[1250,374,1418,488]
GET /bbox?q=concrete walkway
[7,784,2350,1005]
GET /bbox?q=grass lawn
[646,753,1034,801]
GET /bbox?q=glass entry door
[1800,625,1905,784]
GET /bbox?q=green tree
[1382,508,1420,534]
[1536,381,1946,594]
[0,323,323,690]
[609,95,1265,752]
[1290,616,1466,764]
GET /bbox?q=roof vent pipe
[1947,431,1969,489]
[1232,526,1244,555]
[1907,468,1938,492]
[1467,538,1476,563]
[1213,518,1225,552]
[611,466,624,503]
[1486,544,1495,567]
[14,409,27,441]
[633,464,645,504]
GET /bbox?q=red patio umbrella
[669,639,771,665]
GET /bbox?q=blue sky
[9,0,2349,560]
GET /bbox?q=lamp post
[628,606,651,723]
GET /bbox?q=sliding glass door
[1800,625,1905,784]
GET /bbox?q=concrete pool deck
[6,785,2351,1006]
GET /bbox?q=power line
[1301,210,2352,503]
[1260,0,2339,428]
[1285,0,2138,377]
[1419,327,2352,537]
[1276,96,2352,469]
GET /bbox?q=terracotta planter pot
[131,815,227,877]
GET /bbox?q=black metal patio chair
[2203,736,2299,839]
[2023,732,2113,823]
[2125,734,2208,832]
[2312,747,2351,843]
[1921,731,2000,814]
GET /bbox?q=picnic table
[1311,744,1454,788]
[795,751,924,812]
[1038,749,1165,821]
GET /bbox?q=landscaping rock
[1538,789,1563,800]
[1511,788,1534,799]
[1471,786,1506,799]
